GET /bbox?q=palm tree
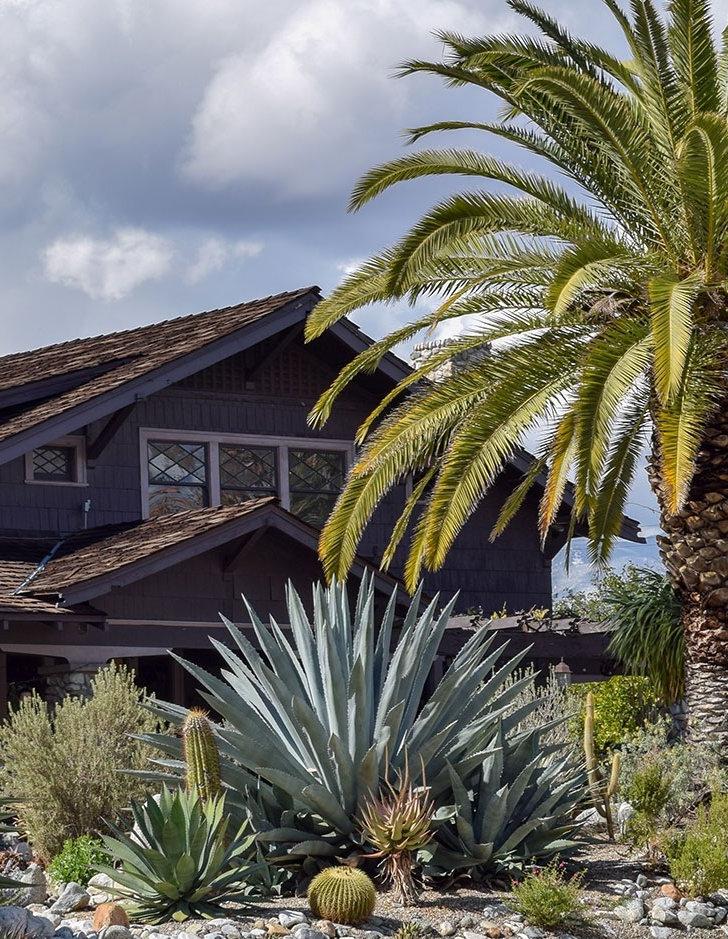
[305,0,728,748]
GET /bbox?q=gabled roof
[0,287,330,465]
[5,500,402,610]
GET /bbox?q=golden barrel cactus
[308,866,376,924]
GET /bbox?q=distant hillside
[552,535,662,598]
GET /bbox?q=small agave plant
[145,576,584,876]
[96,787,263,923]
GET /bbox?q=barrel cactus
[308,866,376,924]
[182,709,221,801]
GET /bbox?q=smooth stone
[651,907,679,926]
[715,908,728,925]
[636,874,648,888]
[311,925,334,939]
[677,908,713,929]
[615,899,645,923]
[685,900,715,915]
[220,929,240,939]
[650,928,673,939]
[652,898,678,911]
[292,929,328,939]
[100,929,133,939]
[279,915,307,929]
[437,925,456,938]
[51,884,90,915]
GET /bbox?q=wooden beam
[224,525,269,573]
[171,658,185,707]
[0,652,6,720]
[87,404,135,462]
[246,324,304,382]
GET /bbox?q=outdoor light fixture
[554,658,572,688]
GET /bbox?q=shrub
[622,759,673,857]
[501,665,573,748]
[146,578,585,877]
[569,676,658,756]
[509,862,584,928]
[98,786,263,923]
[0,664,166,861]
[308,867,377,924]
[48,835,109,887]
[665,792,728,897]
[619,718,728,825]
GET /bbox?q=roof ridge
[0,285,320,364]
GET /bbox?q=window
[140,430,352,525]
[289,449,346,528]
[219,445,276,505]
[26,436,86,485]
[147,440,208,517]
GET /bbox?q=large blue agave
[145,577,584,875]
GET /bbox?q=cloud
[43,228,174,301]
[185,237,263,284]
[181,0,497,196]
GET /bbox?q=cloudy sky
[2,0,698,571]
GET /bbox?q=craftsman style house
[0,286,641,709]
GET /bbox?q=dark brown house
[0,286,641,710]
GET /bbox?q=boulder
[87,875,116,908]
[614,899,645,924]
[10,865,47,907]
[92,905,129,931]
[0,907,55,939]
[677,907,713,929]
[50,883,90,915]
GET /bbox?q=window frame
[139,428,355,519]
[25,435,88,487]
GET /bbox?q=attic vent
[410,338,490,382]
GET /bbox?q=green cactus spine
[182,708,222,801]
[583,691,620,841]
[308,866,377,925]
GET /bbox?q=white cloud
[181,0,498,196]
[43,228,174,300]
[185,236,263,284]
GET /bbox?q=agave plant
[424,726,582,879]
[359,757,433,904]
[96,787,263,923]
[147,577,584,875]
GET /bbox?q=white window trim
[139,428,355,518]
[25,435,88,487]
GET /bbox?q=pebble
[436,924,456,938]
[279,915,306,930]
[649,928,672,939]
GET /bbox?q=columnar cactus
[182,709,221,801]
[308,866,377,924]
[583,692,620,841]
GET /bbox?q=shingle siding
[0,334,554,613]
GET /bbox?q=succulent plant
[308,866,377,924]
[96,786,264,923]
[145,576,585,875]
[421,725,583,878]
[182,709,221,801]
[392,923,427,939]
[583,692,620,841]
[360,758,433,904]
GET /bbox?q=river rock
[615,899,645,923]
[50,883,90,915]
[677,907,713,929]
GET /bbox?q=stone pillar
[40,661,103,705]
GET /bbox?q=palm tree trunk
[648,418,728,751]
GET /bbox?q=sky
[3,0,708,588]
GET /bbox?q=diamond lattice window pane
[148,484,206,517]
[33,445,75,481]
[219,445,276,492]
[148,441,207,485]
[288,449,345,493]
[290,492,338,528]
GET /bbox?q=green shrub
[569,676,658,755]
[509,862,585,928]
[665,792,728,897]
[622,759,673,856]
[98,786,263,923]
[0,664,167,861]
[145,578,585,877]
[619,718,728,824]
[48,835,109,887]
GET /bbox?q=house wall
[0,333,553,613]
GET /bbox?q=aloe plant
[146,577,584,874]
[96,786,263,923]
